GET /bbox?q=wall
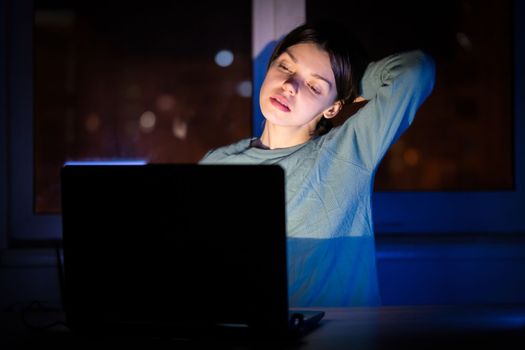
[2,234,525,310]
[376,234,525,305]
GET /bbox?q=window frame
[9,0,62,241]
[3,0,525,244]
[0,0,8,248]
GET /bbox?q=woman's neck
[259,123,312,150]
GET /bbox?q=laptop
[60,163,324,341]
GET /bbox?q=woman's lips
[270,96,291,112]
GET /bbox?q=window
[307,0,513,191]
[34,0,252,214]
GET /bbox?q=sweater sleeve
[326,50,436,170]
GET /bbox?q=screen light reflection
[63,160,147,166]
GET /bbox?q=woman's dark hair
[268,21,369,136]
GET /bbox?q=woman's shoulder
[199,137,253,163]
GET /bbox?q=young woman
[199,22,436,307]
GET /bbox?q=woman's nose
[282,77,298,96]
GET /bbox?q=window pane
[306,0,513,191]
[34,0,252,213]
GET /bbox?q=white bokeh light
[236,80,252,98]
[172,118,188,140]
[215,50,234,67]
[139,111,156,133]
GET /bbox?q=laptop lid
[60,163,290,337]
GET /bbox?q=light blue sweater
[200,50,436,307]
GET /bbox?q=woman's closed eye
[308,84,321,95]
[278,62,292,73]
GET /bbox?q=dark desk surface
[2,304,525,349]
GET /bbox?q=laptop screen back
[61,163,288,337]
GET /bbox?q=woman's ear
[323,100,343,119]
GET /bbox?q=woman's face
[259,42,340,132]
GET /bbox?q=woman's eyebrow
[284,50,332,89]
